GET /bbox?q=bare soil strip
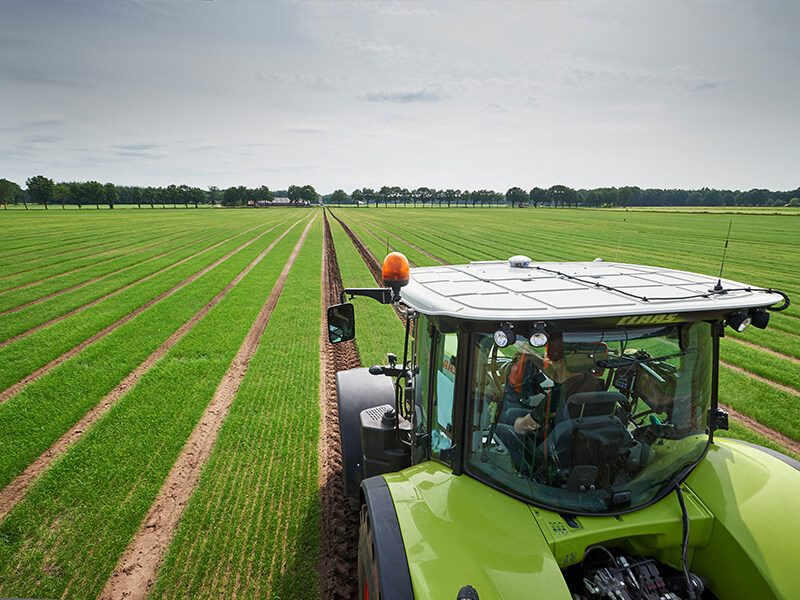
[0,224,281,404]
[0,233,215,316]
[318,211,361,600]
[719,403,800,457]
[731,337,800,365]
[0,221,304,521]
[360,218,447,265]
[721,360,800,397]
[99,217,314,600]
[0,225,266,350]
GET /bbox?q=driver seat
[548,391,633,487]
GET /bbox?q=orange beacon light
[382,252,410,288]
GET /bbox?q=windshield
[466,322,713,514]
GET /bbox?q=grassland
[0,205,797,599]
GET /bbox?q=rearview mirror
[328,302,355,343]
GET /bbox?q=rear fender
[337,368,396,508]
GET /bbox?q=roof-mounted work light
[750,309,770,330]
[726,311,751,333]
[528,322,549,347]
[493,323,516,348]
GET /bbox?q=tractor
[327,252,798,600]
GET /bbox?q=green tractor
[327,252,798,600]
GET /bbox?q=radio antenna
[712,220,733,292]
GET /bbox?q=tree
[104,183,118,209]
[788,198,799,207]
[506,187,528,207]
[85,181,104,209]
[0,179,21,209]
[131,187,142,209]
[53,184,71,209]
[529,187,548,207]
[330,189,349,206]
[351,188,364,207]
[26,175,55,209]
[67,181,85,208]
[208,186,222,206]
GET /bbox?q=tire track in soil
[0,223,283,404]
[0,224,268,350]
[99,216,314,600]
[0,219,304,522]
[0,232,215,316]
[318,210,361,600]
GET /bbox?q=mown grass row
[0,226,235,314]
[329,215,406,366]
[0,224,253,338]
[0,219,289,393]
[0,221,140,263]
[0,227,192,284]
[0,218,307,600]
[150,219,322,600]
[0,217,304,492]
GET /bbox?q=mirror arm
[341,287,395,304]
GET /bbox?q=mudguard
[337,368,395,508]
[686,438,800,600]
[383,462,573,600]
[361,476,415,599]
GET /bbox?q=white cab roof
[399,259,783,321]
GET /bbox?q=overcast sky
[2,1,798,194]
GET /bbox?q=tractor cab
[329,253,797,600]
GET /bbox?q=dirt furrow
[317,210,361,600]
[0,233,215,316]
[0,224,280,404]
[98,217,314,600]
[719,403,800,457]
[0,224,267,350]
[0,221,302,521]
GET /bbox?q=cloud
[113,144,161,151]
[0,119,66,133]
[364,89,444,103]
[1,67,87,88]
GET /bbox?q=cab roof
[398,258,783,321]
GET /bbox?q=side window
[431,332,458,462]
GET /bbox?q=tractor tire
[358,503,380,600]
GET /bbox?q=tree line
[0,177,317,210]
[326,185,799,208]
[2,176,798,210]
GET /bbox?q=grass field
[0,206,797,599]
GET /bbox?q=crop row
[0,217,306,492]
[0,219,296,394]
[0,226,194,285]
[150,218,323,600]
[0,223,267,340]
[0,217,309,600]
[0,226,232,318]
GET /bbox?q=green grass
[0,219,303,491]
[0,226,257,339]
[0,221,283,393]
[0,219,306,600]
[150,219,322,600]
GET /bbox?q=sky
[2,1,799,194]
